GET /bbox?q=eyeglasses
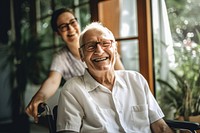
[57,18,78,32]
[80,40,114,52]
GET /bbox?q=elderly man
[56,22,173,133]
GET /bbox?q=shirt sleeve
[143,79,165,123]
[56,81,84,132]
[50,51,67,76]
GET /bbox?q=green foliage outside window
[156,0,200,120]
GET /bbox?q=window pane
[40,0,52,17]
[38,17,54,47]
[119,40,139,71]
[55,0,89,9]
[55,0,74,8]
[75,4,91,30]
[119,0,138,38]
[78,0,89,4]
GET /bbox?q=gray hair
[79,22,115,47]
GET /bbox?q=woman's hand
[25,93,45,123]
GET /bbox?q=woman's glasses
[57,18,78,32]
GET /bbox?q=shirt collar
[114,71,127,89]
[83,69,100,92]
[83,69,126,92]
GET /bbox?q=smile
[67,33,76,37]
[92,57,108,62]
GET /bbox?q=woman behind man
[25,8,124,123]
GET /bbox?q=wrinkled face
[56,12,81,45]
[79,29,117,73]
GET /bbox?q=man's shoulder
[115,70,146,82]
[115,70,142,77]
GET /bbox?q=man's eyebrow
[84,41,97,44]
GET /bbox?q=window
[152,0,200,119]
[98,0,154,91]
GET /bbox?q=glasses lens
[70,19,77,27]
[83,40,113,52]
[102,40,112,47]
[57,18,77,32]
[85,42,96,51]
[58,25,67,32]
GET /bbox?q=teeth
[93,57,107,62]
[67,34,75,37]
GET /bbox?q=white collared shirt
[57,70,164,133]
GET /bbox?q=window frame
[96,0,154,93]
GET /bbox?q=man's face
[80,29,117,73]
[56,12,81,45]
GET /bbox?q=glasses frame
[57,18,78,32]
[80,40,115,52]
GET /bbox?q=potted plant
[157,70,200,122]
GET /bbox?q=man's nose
[94,44,104,54]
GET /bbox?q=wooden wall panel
[98,0,121,53]
[137,0,154,93]
[98,0,120,39]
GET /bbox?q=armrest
[165,119,200,132]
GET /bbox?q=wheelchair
[38,103,200,133]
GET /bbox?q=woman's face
[56,12,81,46]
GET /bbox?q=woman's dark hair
[51,8,75,32]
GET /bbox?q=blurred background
[0,0,200,132]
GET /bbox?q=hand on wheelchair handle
[37,102,46,117]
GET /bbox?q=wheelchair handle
[38,102,51,116]
[38,102,56,133]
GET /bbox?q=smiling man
[56,22,173,133]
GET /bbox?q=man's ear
[79,48,84,61]
[115,41,118,47]
[114,41,118,55]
